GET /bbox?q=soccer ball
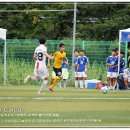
[101,86,109,94]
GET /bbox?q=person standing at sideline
[106,49,118,90]
[73,50,79,88]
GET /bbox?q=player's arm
[34,49,37,61]
[106,57,113,67]
[63,58,68,64]
[62,52,67,63]
[85,57,88,72]
[76,58,80,73]
[76,64,79,75]
[33,54,37,61]
[43,52,53,68]
[43,51,53,59]
[47,53,55,67]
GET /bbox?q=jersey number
[36,52,43,61]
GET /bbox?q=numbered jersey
[77,56,88,72]
[34,45,47,69]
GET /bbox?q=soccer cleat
[38,91,42,95]
[48,87,54,92]
[24,75,31,84]
[38,91,45,95]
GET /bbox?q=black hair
[114,48,119,51]
[79,49,85,53]
[120,51,125,55]
[74,50,79,53]
[59,43,65,48]
[39,37,46,44]
[112,49,117,52]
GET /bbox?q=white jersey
[34,44,47,69]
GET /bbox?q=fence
[0,39,126,86]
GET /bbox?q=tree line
[0,3,130,40]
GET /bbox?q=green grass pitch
[0,85,130,127]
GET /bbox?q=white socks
[79,80,83,88]
[75,80,79,88]
[58,81,62,88]
[75,80,87,88]
[84,80,87,88]
[64,80,67,88]
[59,80,67,88]
[38,80,48,94]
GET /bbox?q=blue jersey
[120,58,125,73]
[77,56,88,72]
[62,58,68,69]
[106,56,118,72]
[74,57,79,71]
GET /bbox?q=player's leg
[78,72,84,89]
[123,74,129,87]
[63,79,67,88]
[58,80,62,88]
[111,78,117,90]
[49,76,61,91]
[48,67,62,91]
[75,72,79,88]
[38,77,48,94]
[107,72,111,88]
[24,69,40,83]
[124,78,128,87]
[111,73,117,90]
[62,68,68,88]
[38,69,49,94]
[83,72,87,88]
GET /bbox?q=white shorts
[107,72,117,78]
[77,72,87,78]
[34,67,49,80]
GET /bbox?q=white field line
[0,97,130,100]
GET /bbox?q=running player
[76,50,88,89]
[48,43,66,92]
[106,49,118,90]
[24,38,52,94]
[73,50,79,88]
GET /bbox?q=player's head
[120,51,124,59]
[114,48,119,56]
[39,37,46,45]
[59,43,65,52]
[111,49,116,56]
[74,50,79,57]
[79,49,85,57]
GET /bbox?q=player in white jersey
[24,38,52,94]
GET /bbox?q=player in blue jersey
[73,50,79,88]
[76,50,89,89]
[58,57,69,88]
[106,49,118,90]
[119,51,125,74]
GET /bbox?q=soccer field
[0,85,130,127]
